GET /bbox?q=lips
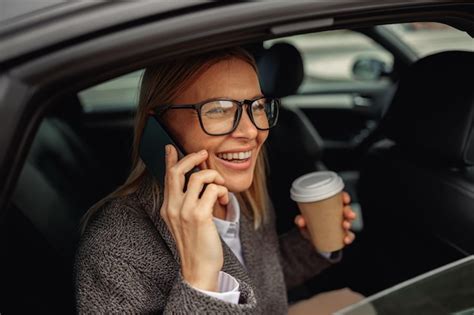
[215,149,254,170]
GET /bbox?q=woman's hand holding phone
[160,144,229,292]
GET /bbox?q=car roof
[0,1,206,65]
[2,1,471,67]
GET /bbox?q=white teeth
[218,150,252,161]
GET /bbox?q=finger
[182,170,225,204]
[160,145,173,221]
[166,148,207,198]
[342,191,351,205]
[217,192,229,207]
[343,206,357,220]
[165,144,179,170]
[198,184,229,215]
[173,149,208,175]
[198,159,209,171]
[294,215,306,228]
[343,220,351,230]
[164,145,186,214]
[344,231,356,245]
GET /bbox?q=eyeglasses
[155,96,280,136]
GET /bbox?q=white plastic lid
[290,171,344,203]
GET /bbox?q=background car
[0,1,473,313]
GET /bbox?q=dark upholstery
[382,51,474,166]
[258,43,326,234]
[357,51,474,292]
[258,42,305,98]
[14,116,104,255]
[2,98,111,313]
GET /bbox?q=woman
[75,47,357,313]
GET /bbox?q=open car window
[266,29,394,85]
[385,22,474,57]
[78,70,143,113]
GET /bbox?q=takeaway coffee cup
[290,171,345,252]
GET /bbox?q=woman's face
[164,57,268,193]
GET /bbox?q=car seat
[258,42,327,234]
[0,96,112,313]
[258,42,361,235]
[356,51,474,293]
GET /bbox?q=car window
[264,21,472,110]
[79,22,472,113]
[385,22,474,58]
[78,70,143,113]
[265,29,394,85]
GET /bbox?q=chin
[225,177,253,193]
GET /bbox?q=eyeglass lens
[200,98,277,135]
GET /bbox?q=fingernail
[199,149,207,155]
[165,145,170,155]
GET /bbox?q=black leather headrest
[257,42,304,98]
[382,51,474,166]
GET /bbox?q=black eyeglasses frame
[154,96,280,136]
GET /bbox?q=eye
[202,101,234,118]
[252,99,267,113]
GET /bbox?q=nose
[231,106,258,139]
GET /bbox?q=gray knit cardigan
[75,175,335,314]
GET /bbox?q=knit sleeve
[75,203,258,314]
[267,201,339,290]
[76,250,257,313]
[164,272,257,314]
[278,227,335,290]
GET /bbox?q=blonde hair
[81,47,269,231]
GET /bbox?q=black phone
[139,116,198,188]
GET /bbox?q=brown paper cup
[297,191,344,252]
[291,171,345,252]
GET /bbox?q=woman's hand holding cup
[290,171,355,253]
[160,145,228,292]
[294,191,356,246]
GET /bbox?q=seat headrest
[382,51,474,166]
[257,42,304,98]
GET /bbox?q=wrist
[182,269,220,292]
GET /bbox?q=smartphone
[139,116,198,188]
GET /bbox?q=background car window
[78,70,143,112]
[266,30,394,86]
[385,22,474,57]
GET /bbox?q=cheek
[257,130,269,147]
[180,128,223,155]
[165,114,206,153]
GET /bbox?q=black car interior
[0,96,125,313]
[355,50,474,293]
[257,42,360,235]
[0,26,473,313]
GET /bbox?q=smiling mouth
[216,150,252,163]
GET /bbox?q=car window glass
[384,22,474,58]
[78,70,143,113]
[265,30,394,85]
